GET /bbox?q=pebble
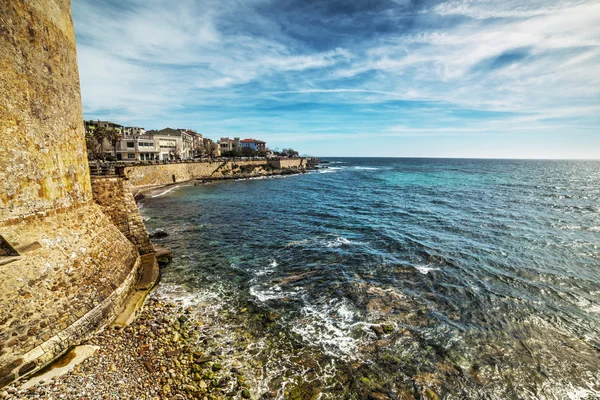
[7,298,252,400]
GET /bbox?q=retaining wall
[122,159,306,188]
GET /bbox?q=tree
[194,143,206,158]
[85,136,103,161]
[169,143,182,160]
[241,147,257,157]
[223,147,242,158]
[106,128,123,159]
[205,142,218,158]
[85,126,109,161]
[281,148,299,157]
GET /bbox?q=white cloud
[73,0,600,155]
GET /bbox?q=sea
[140,158,600,399]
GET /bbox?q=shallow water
[142,158,600,399]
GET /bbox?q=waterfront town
[84,120,298,162]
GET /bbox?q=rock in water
[150,230,169,239]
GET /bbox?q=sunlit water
[141,158,600,399]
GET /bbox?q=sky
[72,0,600,158]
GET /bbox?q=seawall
[122,158,307,189]
[0,0,148,387]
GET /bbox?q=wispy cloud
[73,0,600,158]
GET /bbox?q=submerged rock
[150,230,169,239]
[276,270,317,285]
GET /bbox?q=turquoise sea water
[142,158,600,399]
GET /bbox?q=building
[180,129,203,157]
[123,126,146,136]
[84,120,124,135]
[218,137,240,154]
[113,134,160,161]
[240,138,266,152]
[142,128,194,161]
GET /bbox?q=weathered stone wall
[91,177,154,255]
[0,0,143,387]
[0,205,140,386]
[270,158,307,169]
[0,0,91,223]
[122,159,306,188]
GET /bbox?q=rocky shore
[2,298,257,400]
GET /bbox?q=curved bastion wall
[0,0,141,387]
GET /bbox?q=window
[128,153,135,158]
[127,141,135,147]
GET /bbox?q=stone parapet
[91,177,154,255]
[0,204,140,387]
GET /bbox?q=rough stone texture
[123,159,307,188]
[0,0,91,223]
[0,0,142,388]
[91,177,154,255]
[0,205,140,387]
[269,158,307,170]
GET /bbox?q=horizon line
[312,156,599,161]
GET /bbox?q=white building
[114,135,160,161]
[123,126,146,136]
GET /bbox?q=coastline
[1,166,316,399]
[3,298,259,400]
[133,166,308,199]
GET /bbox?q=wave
[236,174,295,181]
[249,284,286,302]
[415,265,440,274]
[151,185,181,198]
[286,236,362,249]
[324,237,353,248]
[291,297,363,359]
[353,166,379,170]
[254,259,279,276]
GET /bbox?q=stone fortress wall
[0,0,305,388]
[122,158,307,188]
[0,0,145,387]
[91,177,154,255]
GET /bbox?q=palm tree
[92,127,109,160]
[106,128,123,159]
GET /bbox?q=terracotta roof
[241,138,265,143]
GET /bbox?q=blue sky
[73,0,600,158]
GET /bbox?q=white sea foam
[287,236,360,249]
[249,284,286,301]
[254,259,278,276]
[237,174,295,181]
[291,297,363,358]
[324,237,352,248]
[285,239,311,247]
[152,185,180,198]
[415,265,440,274]
[353,166,379,170]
